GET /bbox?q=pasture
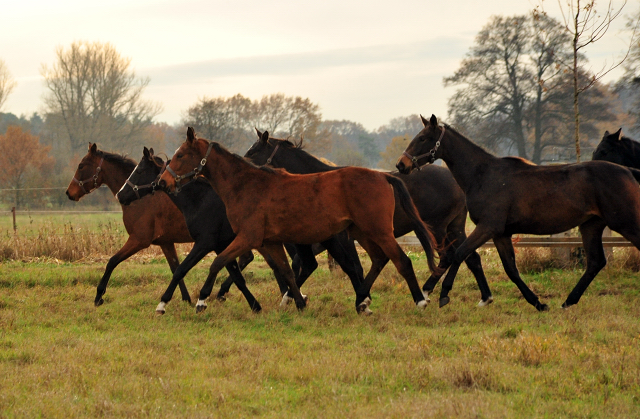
[0,214,639,417]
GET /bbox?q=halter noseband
[165,141,214,194]
[72,157,104,194]
[402,125,446,170]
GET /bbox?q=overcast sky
[2,0,635,130]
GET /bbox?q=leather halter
[165,141,214,193]
[402,125,446,170]
[265,142,280,165]
[123,161,166,200]
[72,157,104,194]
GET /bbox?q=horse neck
[101,159,134,196]
[204,146,266,201]
[277,147,335,174]
[439,129,497,192]
[625,140,640,169]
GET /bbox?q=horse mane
[503,156,536,166]
[209,140,279,174]
[268,136,305,150]
[94,149,137,171]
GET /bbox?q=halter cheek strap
[402,125,446,170]
[265,142,280,165]
[123,161,165,200]
[72,157,104,194]
[165,141,214,194]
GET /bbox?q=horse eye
[177,153,183,159]
[78,164,84,170]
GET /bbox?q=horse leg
[155,244,213,314]
[321,234,372,305]
[465,250,493,306]
[95,236,147,306]
[216,250,254,301]
[159,244,190,304]
[355,232,427,313]
[260,244,307,310]
[563,218,608,308]
[281,245,316,306]
[493,235,548,312]
[220,260,262,312]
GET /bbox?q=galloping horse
[592,128,640,168]
[397,114,640,311]
[158,128,439,314]
[116,147,263,312]
[245,130,492,306]
[66,143,193,306]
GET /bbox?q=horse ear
[187,127,196,142]
[255,127,264,139]
[429,114,438,128]
[149,147,154,156]
[261,130,269,143]
[420,114,429,127]
[604,130,610,137]
[143,147,150,158]
[89,143,97,154]
[615,128,623,140]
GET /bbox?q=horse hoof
[363,297,372,307]
[303,294,309,304]
[561,301,572,309]
[536,303,550,312]
[478,296,494,307]
[357,303,373,315]
[439,296,450,308]
[195,300,208,313]
[252,303,262,313]
[94,298,104,307]
[216,294,227,302]
[416,300,428,310]
[155,302,166,315]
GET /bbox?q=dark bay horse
[592,128,640,168]
[116,147,263,313]
[397,114,640,311]
[116,148,365,312]
[159,128,439,314]
[245,130,492,306]
[66,143,193,306]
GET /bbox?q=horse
[158,127,439,314]
[592,128,640,168]
[244,129,492,306]
[396,114,640,311]
[116,147,367,312]
[65,143,193,306]
[115,147,264,312]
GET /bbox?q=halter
[402,125,446,170]
[72,157,104,194]
[265,142,280,165]
[165,141,214,194]
[123,161,166,200]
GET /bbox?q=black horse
[592,128,640,168]
[397,114,640,311]
[117,148,370,312]
[244,129,492,307]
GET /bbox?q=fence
[394,235,634,248]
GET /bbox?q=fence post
[603,227,613,262]
[11,206,16,232]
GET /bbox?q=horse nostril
[158,179,166,188]
[396,161,405,172]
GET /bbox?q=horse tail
[628,167,640,183]
[385,175,442,275]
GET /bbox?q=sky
[2,0,635,130]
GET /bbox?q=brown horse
[158,128,439,314]
[66,143,193,306]
[397,114,640,311]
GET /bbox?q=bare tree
[41,41,161,157]
[548,0,637,161]
[0,60,17,112]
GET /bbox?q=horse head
[66,143,106,201]
[116,147,166,205]
[592,128,625,165]
[396,114,445,174]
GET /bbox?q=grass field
[1,243,639,418]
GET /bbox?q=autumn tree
[547,0,637,161]
[378,134,411,170]
[0,126,55,208]
[41,41,161,158]
[0,60,17,111]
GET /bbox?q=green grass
[1,249,640,418]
